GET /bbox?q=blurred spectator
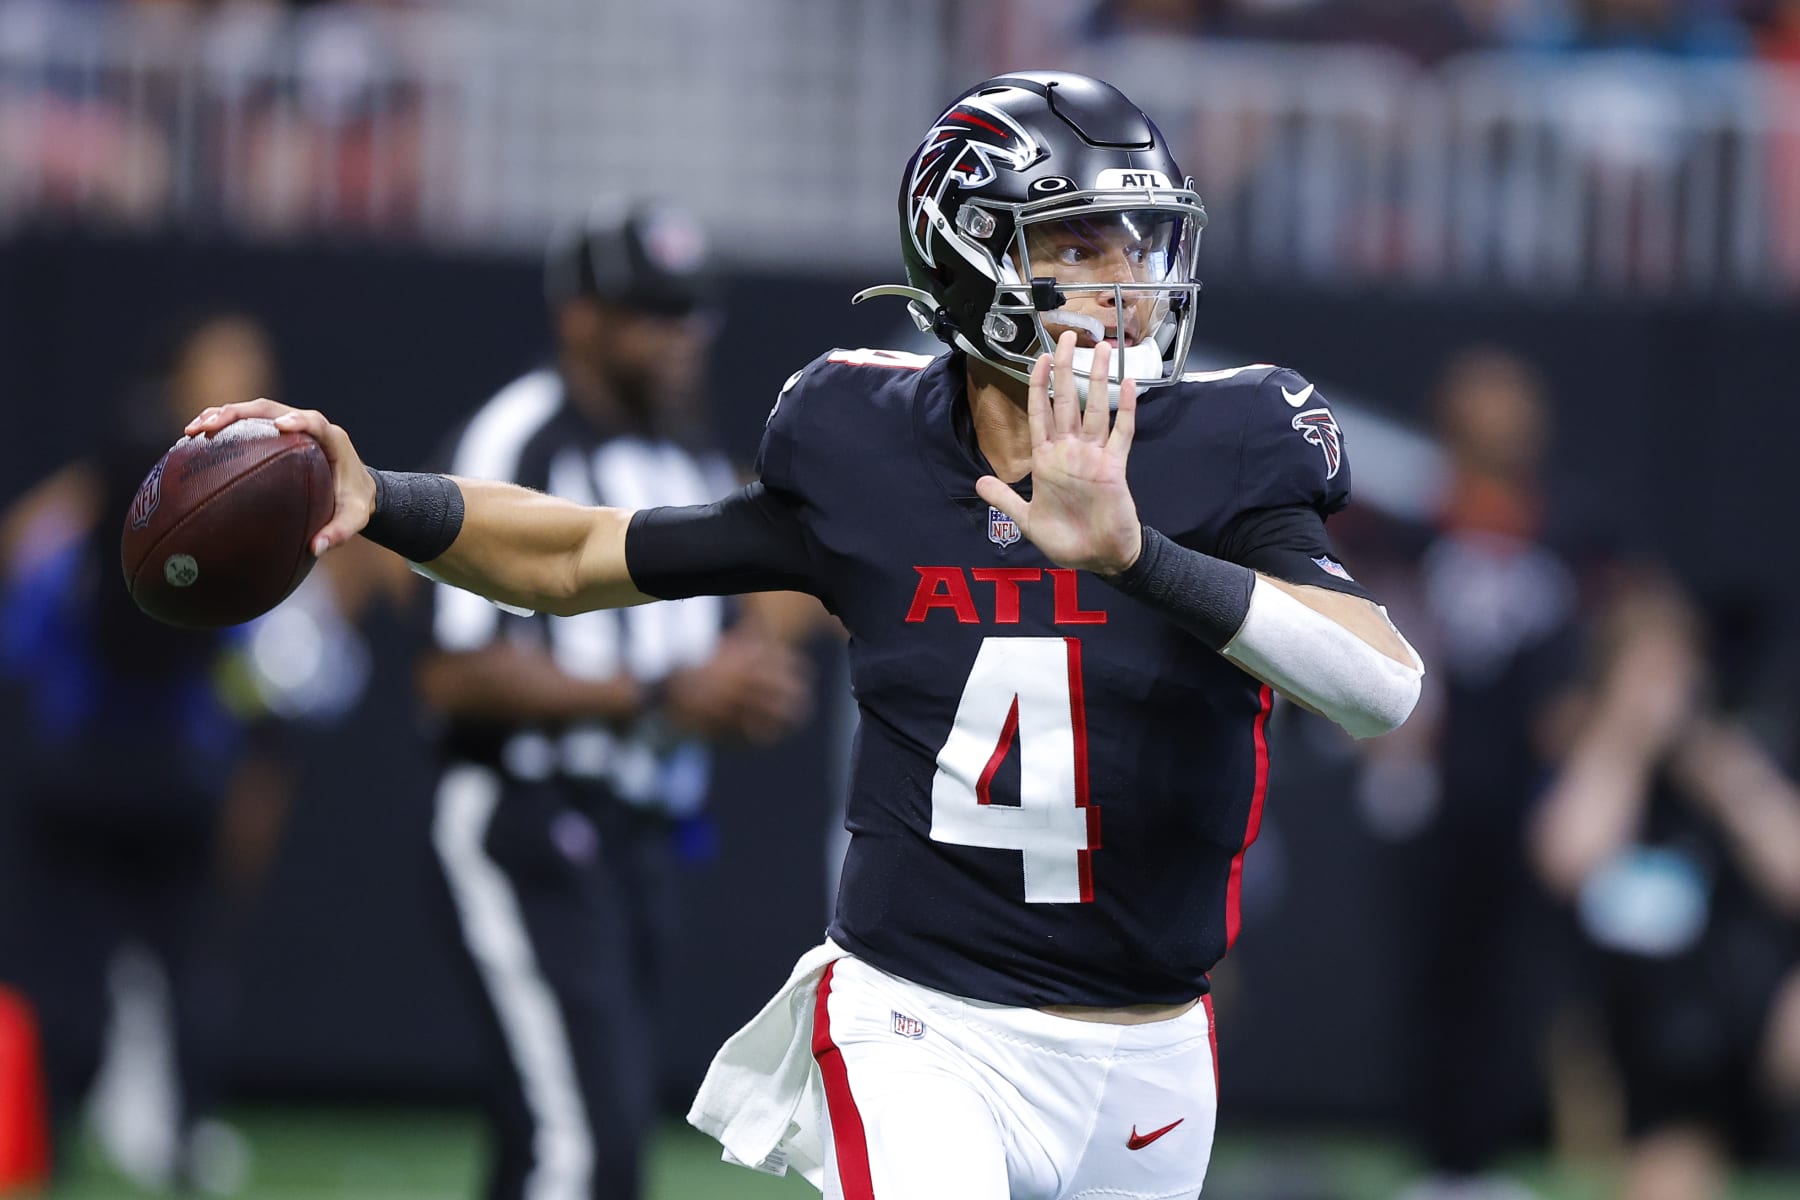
[0,310,394,1190]
[0,313,278,1189]
[1354,348,1584,1200]
[1532,573,1800,1200]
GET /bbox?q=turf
[41,1110,1800,1199]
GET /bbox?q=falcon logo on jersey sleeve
[908,101,1039,267]
[1291,408,1343,480]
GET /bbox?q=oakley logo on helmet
[908,101,1039,268]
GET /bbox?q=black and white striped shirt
[429,368,737,815]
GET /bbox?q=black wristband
[361,469,465,563]
[1102,524,1255,650]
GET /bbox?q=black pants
[432,763,678,1200]
[0,786,228,1177]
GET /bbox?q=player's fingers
[1026,351,1052,446]
[1050,330,1078,437]
[183,398,295,436]
[1083,341,1113,442]
[304,419,376,556]
[313,493,372,557]
[974,475,1028,526]
[1108,374,1138,458]
[271,407,335,444]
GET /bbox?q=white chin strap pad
[1068,341,1164,410]
[1221,579,1424,740]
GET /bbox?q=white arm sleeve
[1220,578,1423,740]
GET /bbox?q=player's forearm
[417,643,643,724]
[367,472,651,615]
[1103,526,1422,738]
[438,477,650,614]
[1260,577,1416,665]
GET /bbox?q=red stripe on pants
[1202,992,1219,1091]
[812,962,875,1199]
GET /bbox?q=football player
[188,72,1422,1200]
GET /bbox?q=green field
[45,1111,1800,1199]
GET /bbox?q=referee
[420,201,812,1200]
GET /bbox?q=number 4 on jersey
[931,637,1102,903]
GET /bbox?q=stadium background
[2,0,1799,1197]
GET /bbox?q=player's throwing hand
[975,331,1143,576]
[186,400,375,557]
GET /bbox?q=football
[121,418,334,628]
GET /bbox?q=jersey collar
[912,351,1033,510]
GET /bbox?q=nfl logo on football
[987,506,1021,548]
[890,1010,926,1040]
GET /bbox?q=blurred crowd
[0,0,432,234]
[1068,0,1800,64]
[2,0,1799,287]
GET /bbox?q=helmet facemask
[977,193,1205,408]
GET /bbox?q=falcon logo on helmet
[908,101,1040,269]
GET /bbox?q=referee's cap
[545,197,714,317]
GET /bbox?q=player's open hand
[185,399,376,557]
[975,331,1143,576]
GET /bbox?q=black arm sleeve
[624,481,818,601]
[1213,505,1377,602]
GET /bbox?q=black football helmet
[857,71,1206,402]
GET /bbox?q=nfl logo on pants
[891,1010,926,1040]
[988,506,1021,548]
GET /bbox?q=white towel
[687,939,848,1188]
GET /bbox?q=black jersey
[630,348,1372,1006]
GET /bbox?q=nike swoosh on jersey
[1126,1118,1185,1150]
[1281,383,1316,408]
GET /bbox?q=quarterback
[189,72,1421,1200]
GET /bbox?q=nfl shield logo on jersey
[987,506,1021,548]
[1311,555,1353,582]
[891,1010,926,1040]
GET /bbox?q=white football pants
[812,955,1218,1200]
